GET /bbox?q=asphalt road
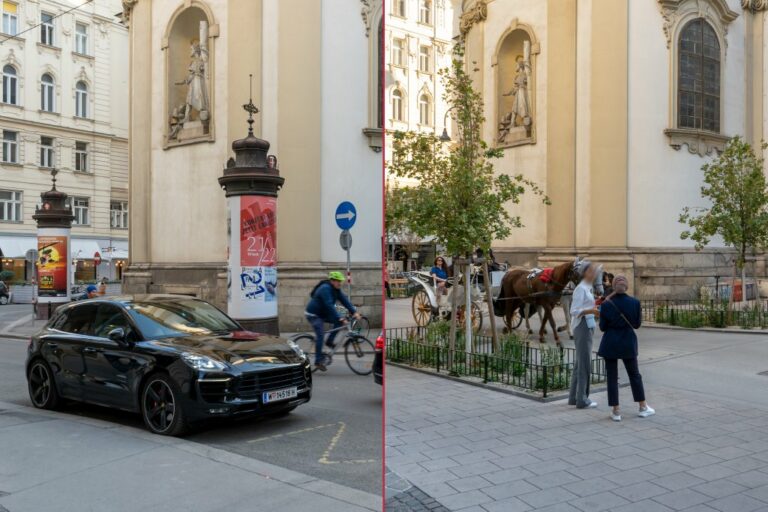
[0,335,383,495]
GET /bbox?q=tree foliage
[679,136,768,270]
[386,44,549,258]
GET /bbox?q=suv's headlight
[287,340,306,359]
[181,352,228,371]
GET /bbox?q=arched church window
[678,18,720,133]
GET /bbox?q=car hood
[145,331,305,366]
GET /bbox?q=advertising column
[32,170,74,319]
[219,100,285,334]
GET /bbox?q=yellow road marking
[319,422,376,465]
[247,423,337,443]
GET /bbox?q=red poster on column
[240,196,277,267]
[37,235,68,296]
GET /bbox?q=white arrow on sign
[336,210,356,221]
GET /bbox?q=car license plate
[262,387,298,404]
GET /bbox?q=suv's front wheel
[141,374,188,436]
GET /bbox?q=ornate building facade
[0,0,129,286]
[121,0,383,328]
[462,0,768,297]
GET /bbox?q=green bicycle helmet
[328,271,345,282]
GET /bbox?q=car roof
[66,294,208,307]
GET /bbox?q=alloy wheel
[29,363,51,407]
[143,379,176,433]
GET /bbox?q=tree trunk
[448,255,459,375]
[482,260,499,352]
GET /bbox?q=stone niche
[164,5,216,147]
[494,23,539,148]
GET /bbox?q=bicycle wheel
[293,334,319,365]
[344,335,375,376]
[350,315,371,339]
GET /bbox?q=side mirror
[107,327,127,343]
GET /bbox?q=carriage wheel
[457,303,483,333]
[411,290,434,327]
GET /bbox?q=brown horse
[498,260,581,344]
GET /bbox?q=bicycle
[336,304,371,340]
[292,319,375,375]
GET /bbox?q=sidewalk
[386,365,768,512]
[0,399,379,512]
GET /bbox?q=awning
[71,240,102,259]
[0,236,36,258]
[101,240,129,260]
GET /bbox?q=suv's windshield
[125,299,241,339]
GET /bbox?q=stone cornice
[121,0,138,27]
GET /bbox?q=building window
[41,73,55,112]
[392,89,404,122]
[392,38,405,67]
[419,0,432,25]
[2,64,16,105]
[110,201,128,229]
[2,1,17,36]
[39,136,54,168]
[678,18,720,133]
[75,81,88,118]
[0,190,21,222]
[419,45,431,73]
[393,0,406,17]
[72,197,89,225]
[419,94,431,125]
[40,12,54,46]
[75,141,88,172]
[2,131,17,163]
[75,23,88,54]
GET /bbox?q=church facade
[461,0,768,297]
[121,0,383,328]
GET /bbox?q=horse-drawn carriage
[406,270,484,331]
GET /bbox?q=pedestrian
[569,261,600,409]
[597,274,655,421]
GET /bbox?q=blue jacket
[597,293,642,359]
[306,281,356,323]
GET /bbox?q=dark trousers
[605,357,646,407]
[306,314,342,364]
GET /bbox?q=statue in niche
[498,40,532,144]
[169,20,210,141]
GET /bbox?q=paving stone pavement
[386,365,768,512]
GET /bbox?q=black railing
[384,327,605,398]
[640,299,768,329]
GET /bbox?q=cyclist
[305,271,361,372]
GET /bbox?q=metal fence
[384,327,606,397]
[640,299,768,329]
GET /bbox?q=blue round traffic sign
[335,201,357,230]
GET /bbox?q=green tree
[679,136,768,302]
[386,44,548,356]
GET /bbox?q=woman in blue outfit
[430,256,450,295]
[598,274,655,421]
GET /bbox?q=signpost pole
[335,203,357,300]
[346,246,351,298]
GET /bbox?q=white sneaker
[638,406,655,418]
[611,411,622,422]
[587,401,598,409]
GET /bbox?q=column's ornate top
[121,0,139,27]
[742,0,768,11]
[460,0,487,38]
[360,0,381,37]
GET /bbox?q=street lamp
[439,106,457,142]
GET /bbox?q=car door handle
[82,347,102,354]
[48,343,58,349]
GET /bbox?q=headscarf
[612,274,628,295]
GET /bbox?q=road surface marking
[319,422,376,465]
[247,423,336,443]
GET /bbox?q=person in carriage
[430,256,450,295]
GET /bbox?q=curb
[386,362,618,402]
[643,324,768,336]
[0,399,380,511]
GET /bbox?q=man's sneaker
[638,405,655,418]
[611,410,622,422]
[587,401,598,409]
[314,363,328,372]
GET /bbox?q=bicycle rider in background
[305,271,361,372]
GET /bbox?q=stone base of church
[123,261,383,333]
[492,247,766,299]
